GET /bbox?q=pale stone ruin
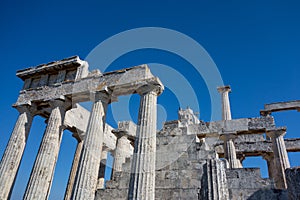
[0,56,299,200]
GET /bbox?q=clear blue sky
[0,1,300,199]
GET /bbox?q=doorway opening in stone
[243,156,269,178]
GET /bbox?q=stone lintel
[187,116,275,137]
[266,127,287,138]
[215,138,300,156]
[15,65,164,106]
[16,56,83,80]
[261,100,300,115]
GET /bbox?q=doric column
[128,87,161,200]
[266,128,290,189]
[0,105,34,200]
[97,148,108,189]
[113,135,129,172]
[24,100,68,200]
[217,86,232,120]
[262,153,275,179]
[219,133,241,169]
[71,91,110,200]
[64,140,83,200]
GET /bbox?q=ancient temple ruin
[0,56,299,200]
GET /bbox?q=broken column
[266,128,290,189]
[219,133,241,169]
[112,121,136,174]
[113,135,130,172]
[201,159,229,200]
[24,99,68,200]
[71,91,110,200]
[128,84,163,200]
[0,105,34,200]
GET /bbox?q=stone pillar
[0,106,34,200]
[128,89,159,200]
[113,135,129,172]
[262,153,275,179]
[71,91,109,200]
[24,100,68,200]
[220,134,241,169]
[217,85,232,120]
[266,129,290,189]
[97,148,108,189]
[64,140,83,200]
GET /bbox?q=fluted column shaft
[114,136,129,172]
[64,140,83,200]
[0,106,33,200]
[220,134,241,169]
[128,90,158,200]
[217,86,232,120]
[24,100,67,200]
[266,129,290,189]
[71,92,109,200]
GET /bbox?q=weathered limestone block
[261,100,300,115]
[225,168,286,200]
[286,168,300,200]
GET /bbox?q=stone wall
[286,168,300,200]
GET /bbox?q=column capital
[266,127,287,138]
[14,103,37,115]
[219,132,237,141]
[217,85,231,93]
[49,99,68,108]
[90,89,112,104]
[262,152,274,161]
[136,78,164,96]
